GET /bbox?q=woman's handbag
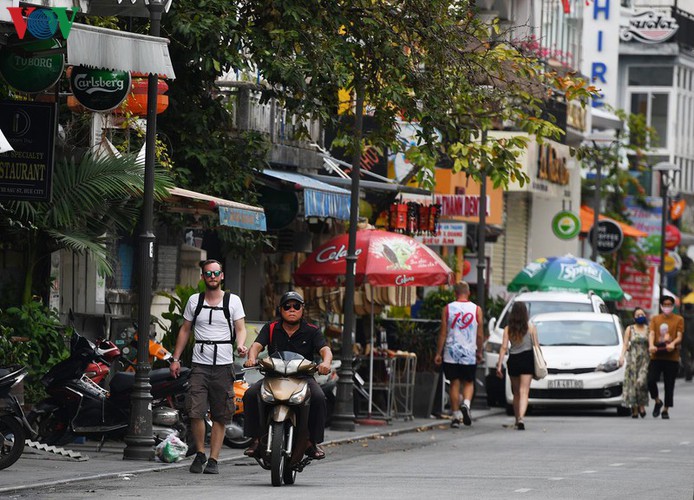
[533,344,548,380]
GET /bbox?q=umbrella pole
[356,293,386,426]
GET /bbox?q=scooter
[27,332,190,446]
[223,368,253,448]
[0,366,36,470]
[252,351,318,487]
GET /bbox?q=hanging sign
[619,10,679,44]
[551,210,581,240]
[0,39,64,93]
[69,66,131,112]
[588,219,624,254]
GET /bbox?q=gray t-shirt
[508,326,533,355]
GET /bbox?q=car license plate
[548,379,583,389]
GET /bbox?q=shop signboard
[619,9,679,44]
[551,210,581,240]
[0,39,64,93]
[417,221,466,246]
[0,100,56,202]
[618,260,656,312]
[588,219,624,254]
[624,195,662,263]
[69,66,131,112]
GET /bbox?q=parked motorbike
[0,366,36,470]
[251,351,318,487]
[27,332,190,446]
[223,368,253,448]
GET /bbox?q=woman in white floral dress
[619,308,650,418]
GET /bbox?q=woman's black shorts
[507,349,534,377]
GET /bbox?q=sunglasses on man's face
[282,303,303,311]
[204,270,222,278]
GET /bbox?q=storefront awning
[580,206,647,238]
[308,173,432,196]
[166,187,266,231]
[67,23,175,79]
[261,169,351,220]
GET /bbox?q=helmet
[279,291,305,307]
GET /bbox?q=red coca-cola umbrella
[294,229,454,287]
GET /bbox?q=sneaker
[189,452,207,474]
[653,400,663,418]
[203,458,219,474]
[515,421,525,430]
[451,418,461,428]
[461,405,472,426]
[661,411,670,420]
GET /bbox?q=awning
[308,173,432,195]
[580,206,647,238]
[591,107,623,131]
[67,23,175,79]
[166,187,266,231]
[261,169,351,220]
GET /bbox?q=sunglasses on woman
[204,270,222,278]
[282,303,303,311]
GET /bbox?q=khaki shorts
[185,363,235,423]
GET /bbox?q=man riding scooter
[243,291,332,460]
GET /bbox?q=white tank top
[442,301,479,365]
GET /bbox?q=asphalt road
[11,382,694,500]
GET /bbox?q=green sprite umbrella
[507,254,624,301]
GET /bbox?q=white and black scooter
[252,351,318,487]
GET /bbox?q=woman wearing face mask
[619,308,650,418]
[647,295,684,420]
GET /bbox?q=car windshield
[499,301,594,328]
[534,320,619,346]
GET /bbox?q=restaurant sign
[0,101,56,202]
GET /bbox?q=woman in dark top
[496,302,538,430]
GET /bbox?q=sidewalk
[0,406,500,495]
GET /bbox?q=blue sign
[218,206,267,231]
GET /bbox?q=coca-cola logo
[395,275,415,285]
[315,244,362,263]
[620,10,679,44]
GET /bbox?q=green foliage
[0,301,71,403]
[0,152,174,304]
[419,289,455,320]
[389,319,441,372]
[484,294,507,325]
[155,283,204,367]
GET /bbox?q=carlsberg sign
[69,66,131,112]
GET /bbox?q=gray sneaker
[461,405,472,426]
[189,452,207,473]
[450,418,461,429]
[203,458,219,474]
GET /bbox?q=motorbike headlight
[596,355,620,373]
[485,341,501,354]
[260,383,275,403]
[288,384,309,404]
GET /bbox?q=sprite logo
[557,263,603,283]
[7,7,79,40]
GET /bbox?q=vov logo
[7,7,80,40]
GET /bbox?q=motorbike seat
[109,367,184,394]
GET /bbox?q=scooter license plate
[548,379,583,389]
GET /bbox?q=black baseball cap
[279,291,304,306]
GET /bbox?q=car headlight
[596,355,620,373]
[288,384,309,404]
[260,383,275,403]
[485,341,501,354]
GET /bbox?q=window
[628,66,673,86]
[630,92,669,148]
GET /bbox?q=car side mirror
[488,317,497,333]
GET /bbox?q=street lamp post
[653,162,680,305]
[123,0,167,461]
[477,129,488,314]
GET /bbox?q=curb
[0,409,503,495]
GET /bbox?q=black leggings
[647,359,679,408]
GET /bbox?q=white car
[484,291,607,407]
[503,312,628,415]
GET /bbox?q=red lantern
[462,260,472,276]
[665,224,681,249]
[115,73,169,116]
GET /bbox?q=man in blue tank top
[435,281,484,428]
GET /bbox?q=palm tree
[0,152,174,304]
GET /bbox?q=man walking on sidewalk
[434,281,484,428]
[170,259,248,474]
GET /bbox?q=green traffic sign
[551,210,581,240]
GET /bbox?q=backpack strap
[269,320,278,347]
[191,291,236,365]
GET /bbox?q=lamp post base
[122,366,155,461]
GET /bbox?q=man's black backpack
[191,291,235,364]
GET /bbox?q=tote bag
[533,344,548,380]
